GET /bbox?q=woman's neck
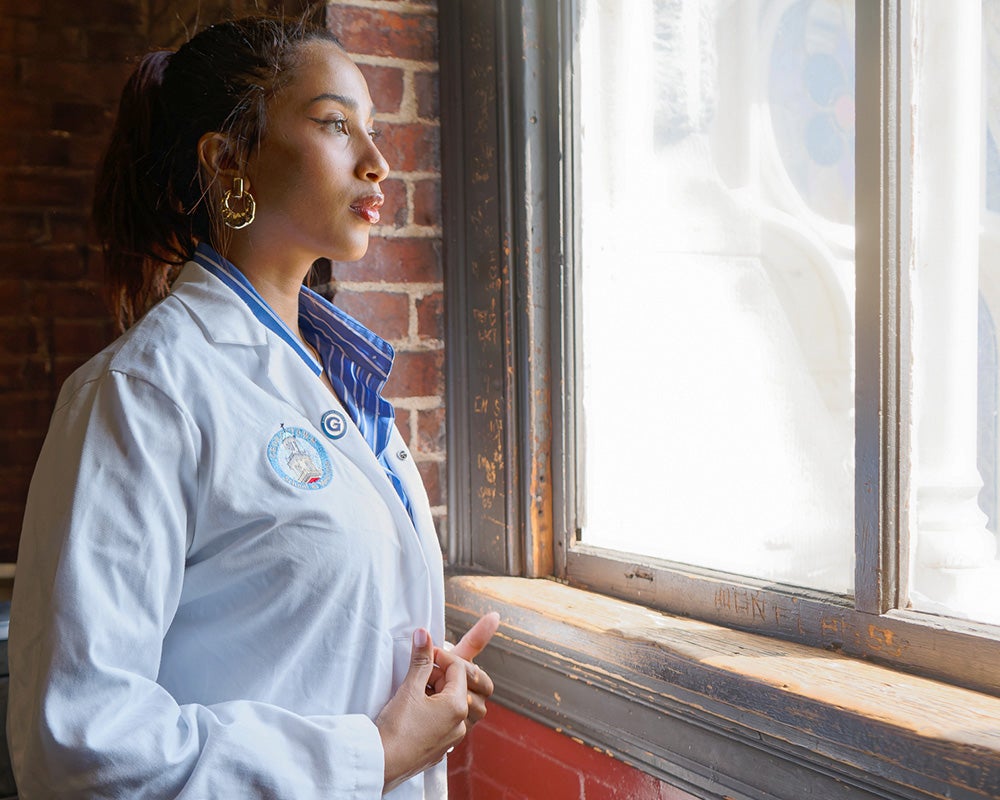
[223,239,313,338]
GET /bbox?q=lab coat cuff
[344,715,385,797]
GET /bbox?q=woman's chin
[331,236,373,264]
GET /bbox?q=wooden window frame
[440,1,1000,797]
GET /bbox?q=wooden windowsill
[446,574,1000,800]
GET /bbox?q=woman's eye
[314,118,348,133]
[369,127,382,141]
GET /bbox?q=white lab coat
[7,260,447,799]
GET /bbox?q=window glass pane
[909,0,1000,624]
[576,0,855,594]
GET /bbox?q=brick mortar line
[381,171,439,181]
[332,281,442,293]
[407,293,418,339]
[385,338,443,351]
[327,0,437,17]
[387,396,444,410]
[403,182,415,228]
[372,224,442,239]
[375,226,442,238]
[351,53,438,72]
[404,402,419,443]
[370,111,440,127]
[411,450,445,461]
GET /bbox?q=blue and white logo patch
[320,409,348,440]
[267,426,332,490]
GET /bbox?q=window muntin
[576,0,856,595]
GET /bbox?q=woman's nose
[360,141,390,183]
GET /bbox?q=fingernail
[414,628,429,647]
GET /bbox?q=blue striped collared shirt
[193,243,412,517]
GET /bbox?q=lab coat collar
[170,251,421,529]
[170,260,270,350]
[188,243,324,374]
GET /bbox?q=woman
[7,15,497,798]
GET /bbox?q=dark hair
[93,14,343,330]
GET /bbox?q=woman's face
[243,40,389,264]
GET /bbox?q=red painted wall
[448,702,698,800]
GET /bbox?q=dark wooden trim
[441,0,521,573]
[441,0,561,575]
[448,575,1000,800]
[439,0,472,568]
[508,0,558,577]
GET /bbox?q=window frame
[442,0,1000,698]
[440,0,1000,795]
[444,5,1000,781]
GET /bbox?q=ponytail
[92,14,343,332]
[93,51,187,332]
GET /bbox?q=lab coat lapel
[384,424,444,630]
[385,426,438,550]
[174,262,414,533]
[265,337,436,579]
[173,262,440,634]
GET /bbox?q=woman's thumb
[407,628,434,680]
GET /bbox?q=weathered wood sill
[446,574,1000,800]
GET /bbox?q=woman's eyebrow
[308,92,356,109]
[306,93,377,119]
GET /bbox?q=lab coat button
[397,450,408,460]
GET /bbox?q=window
[561,0,1000,674]
[442,0,1000,686]
[441,0,1000,770]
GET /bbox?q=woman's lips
[350,193,384,224]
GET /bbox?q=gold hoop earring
[221,177,256,229]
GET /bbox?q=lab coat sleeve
[7,370,386,799]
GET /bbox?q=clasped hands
[375,612,500,793]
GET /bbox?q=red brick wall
[449,703,697,800]
[0,0,446,559]
[0,0,140,563]
[325,0,446,543]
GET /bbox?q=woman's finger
[451,612,501,662]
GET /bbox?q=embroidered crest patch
[320,409,348,440]
[266,426,332,490]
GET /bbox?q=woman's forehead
[282,41,373,114]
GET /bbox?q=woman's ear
[197,132,242,181]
